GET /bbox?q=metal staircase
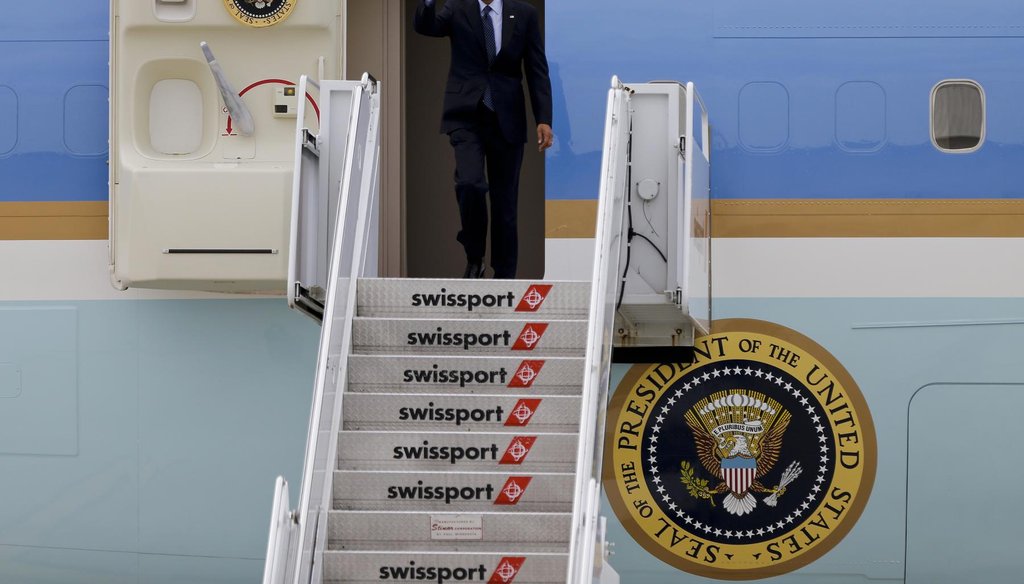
[323,278,590,583]
[264,75,710,584]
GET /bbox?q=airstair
[263,76,710,584]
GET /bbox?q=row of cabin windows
[932,80,985,153]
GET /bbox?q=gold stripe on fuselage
[546,199,1024,239]
[0,202,107,240]
[4,199,1024,240]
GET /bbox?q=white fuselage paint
[545,237,1024,297]
[2,238,1022,302]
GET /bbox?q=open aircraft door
[109,0,343,292]
[605,80,712,361]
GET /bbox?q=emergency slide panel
[109,0,344,291]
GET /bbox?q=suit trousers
[448,107,525,279]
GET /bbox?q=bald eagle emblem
[681,390,803,516]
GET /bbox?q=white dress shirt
[479,0,503,55]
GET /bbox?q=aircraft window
[931,80,985,153]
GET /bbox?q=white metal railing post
[262,477,295,584]
[566,76,631,584]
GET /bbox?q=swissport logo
[508,361,545,388]
[515,285,553,312]
[504,399,541,427]
[488,557,526,584]
[494,476,533,505]
[500,436,537,465]
[511,323,549,351]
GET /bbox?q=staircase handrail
[566,77,631,583]
[287,74,382,584]
[263,477,295,584]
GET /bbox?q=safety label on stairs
[430,514,483,541]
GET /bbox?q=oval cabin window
[931,80,985,153]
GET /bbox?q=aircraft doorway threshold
[265,75,710,584]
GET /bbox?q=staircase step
[351,318,588,357]
[346,356,584,396]
[342,394,581,433]
[333,470,575,512]
[328,511,571,553]
[324,551,568,584]
[336,432,579,473]
[357,279,590,320]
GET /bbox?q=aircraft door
[110,0,344,292]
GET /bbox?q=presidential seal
[223,0,297,28]
[604,320,876,580]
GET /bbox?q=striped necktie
[481,5,496,111]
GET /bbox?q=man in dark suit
[415,0,553,279]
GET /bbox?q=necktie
[481,5,496,111]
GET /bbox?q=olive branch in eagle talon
[679,460,721,506]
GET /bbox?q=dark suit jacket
[414,0,552,144]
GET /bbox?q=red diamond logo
[515,285,553,312]
[489,557,526,583]
[494,476,533,505]
[500,436,538,465]
[504,399,541,427]
[511,323,549,351]
[508,360,545,388]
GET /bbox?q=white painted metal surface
[684,82,713,335]
[613,80,713,347]
[566,77,631,584]
[262,477,294,584]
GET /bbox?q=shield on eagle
[720,456,758,494]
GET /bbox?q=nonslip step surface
[341,393,582,433]
[323,551,569,584]
[351,317,588,357]
[333,470,575,512]
[346,355,584,395]
[328,510,572,553]
[335,431,579,473]
[357,279,591,320]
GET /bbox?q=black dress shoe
[463,261,486,279]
